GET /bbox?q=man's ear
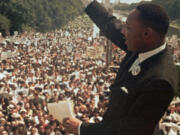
[143,27,153,39]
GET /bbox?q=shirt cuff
[78,121,83,135]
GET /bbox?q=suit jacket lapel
[125,48,167,83]
[115,52,138,83]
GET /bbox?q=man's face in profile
[122,9,146,52]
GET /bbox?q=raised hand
[63,117,82,134]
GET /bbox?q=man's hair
[136,3,169,36]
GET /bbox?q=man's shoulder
[139,47,177,90]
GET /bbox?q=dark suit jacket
[80,1,177,135]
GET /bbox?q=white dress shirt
[129,43,166,75]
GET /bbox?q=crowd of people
[166,35,180,64]
[0,15,179,135]
[159,96,180,135]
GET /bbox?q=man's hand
[63,117,82,134]
[80,0,93,7]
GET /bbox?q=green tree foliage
[0,0,83,35]
[151,0,180,20]
[0,14,10,36]
[114,0,180,21]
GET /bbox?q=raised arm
[84,1,127,52]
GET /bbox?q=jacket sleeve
[80,80,174,135]
[85,1,127,52]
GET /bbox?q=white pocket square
[121,86,128,94]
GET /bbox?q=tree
[114,0,180,21]
[0,0,83,34]
[151,0,180,20]
[0,14,10,37]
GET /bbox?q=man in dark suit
[62,1,177,135]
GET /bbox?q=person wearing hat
[11,113,21,122]
[20,109,27,118]
[160,121,180,135]
[63,0,177,135]
[2,130,8,135]
[0,117,6,126]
